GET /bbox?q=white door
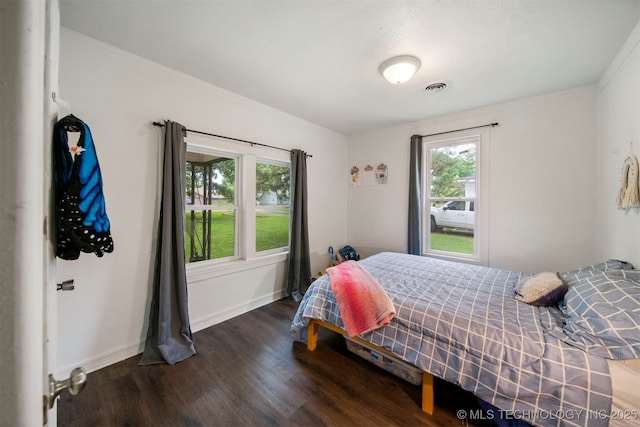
[441,200,467,229]
[465,201,475,231]
[0,1,81,425]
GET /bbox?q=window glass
[255,161,290,252]
[185,152,237,263]
[448,201,466,211]
[426,139,478,258]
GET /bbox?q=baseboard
[55,289,286,377]
[54,339,145,378]
[189,289,286,333]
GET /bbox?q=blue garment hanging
[53,114,114,260]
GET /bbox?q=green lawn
[430,230,474,254]
[185,210,472,261]
[185,210,290,261]
[256,211,290,251]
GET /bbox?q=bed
[290,252,640,427]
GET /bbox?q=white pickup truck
[430,200,474,232]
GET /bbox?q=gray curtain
[408,134,423,255]
[140,120,197,365]
[285,149,311,301]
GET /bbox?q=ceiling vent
[424,81,449,93]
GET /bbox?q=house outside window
[424,135,480,261]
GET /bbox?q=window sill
[186,252,289,283]
[423,252,481,265]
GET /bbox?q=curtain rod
[421,122,499,138]
[152,121,312,158]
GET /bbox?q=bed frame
[306,318,435,415]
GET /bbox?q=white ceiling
[60,0,640,136]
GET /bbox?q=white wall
[347,86,598,274]
[596,22,640,268]
[56,29,348,375]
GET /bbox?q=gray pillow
[561,259,634,283]
[558,270,640,359]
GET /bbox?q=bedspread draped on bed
[291,252,612,427]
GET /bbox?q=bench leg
[307,319,319,351]
[422,371,434,415]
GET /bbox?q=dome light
[379,55,421,84]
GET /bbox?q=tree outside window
[185,152,237,263]
[255,161,290,253]
[184,148,292,265]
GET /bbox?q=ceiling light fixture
[379,55,421,84]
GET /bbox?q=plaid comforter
[291,252,612,427]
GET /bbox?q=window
[185,150,238,262]
[255,160,290,253]
[424,135,480,260]
[184,141,291,268]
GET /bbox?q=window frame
[185,145,241,264]
[422,134,483,263]
[254,157,291,256]
[184,136,291,282]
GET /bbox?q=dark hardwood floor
[58,299,494,426]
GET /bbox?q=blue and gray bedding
[291,252,640,427]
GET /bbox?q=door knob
[48,367,87,408]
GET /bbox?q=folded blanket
[326,261,396,336]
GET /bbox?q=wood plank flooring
[58,298,494,426]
